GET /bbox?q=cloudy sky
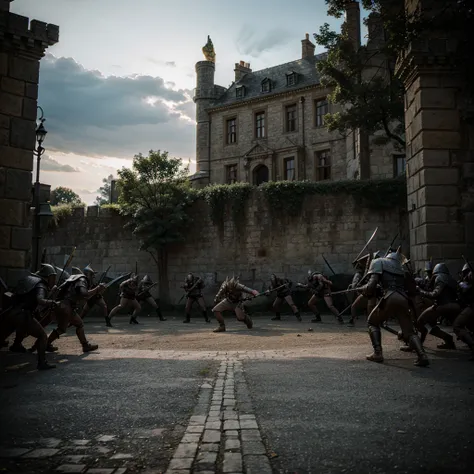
[12,0,366,204]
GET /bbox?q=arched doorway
[253,164,269,186]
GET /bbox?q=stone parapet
[42,192,406,305]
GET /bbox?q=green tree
[117,150,195,303]
[313,0,473,150]
[94,174,114,206]
[50,186,82,206]
[313,0,412,150]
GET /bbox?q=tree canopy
[117,150,195,302]
[50,186,82,206]
[313,0,410,150]
[313,0,473,150]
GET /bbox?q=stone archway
[253,164,269,186]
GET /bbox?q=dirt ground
[8,312,373,353]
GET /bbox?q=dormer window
[286,72,298,86]
[261,78,272,93]
[236,85,245,98]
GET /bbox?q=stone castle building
[191,1,405,188]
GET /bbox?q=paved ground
[1,313,473,473]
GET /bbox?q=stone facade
[397,0,474,273]
[191,1,401,188]
[0,0,58,285]
[42,193,406,305]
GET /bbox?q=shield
[105,272,132,289]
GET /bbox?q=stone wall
[397,0,474,273]
[42,192,407,305]
[0,0,58,285]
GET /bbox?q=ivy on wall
[199,183,252,231]
[260,176,407,218]
[50,177,406,231]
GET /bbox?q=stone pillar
[397,0,474,272]
[0,1,59,285]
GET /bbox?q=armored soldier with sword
[78,265,109,326]
[181,273,210,323]
[211,276,259,332]
[108,274,141,325]
[46,266,103,353]
[265,274,301,321]
[136,275,167,322]
[452,257,474,360]
[416,263,460,350]
[357,248,429,367]
[0,264,59,370]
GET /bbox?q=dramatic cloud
[40,155,79,172]
[235,25,293,57]
[38,54,195,159]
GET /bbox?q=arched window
[253,164,269,186]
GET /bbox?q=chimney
[234,61,252,82]
[367,12,384,48]
[301,33,315,59]
[343,0,361,49]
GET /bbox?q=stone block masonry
[42,191,405,305]
[0,1,59,285]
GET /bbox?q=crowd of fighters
[0,245,473,370]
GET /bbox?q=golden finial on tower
[202,35,216,62]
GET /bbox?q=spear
[322,253,351,307]
[98,265,112,285]
[137,282,158,299]
[178,277,203,304]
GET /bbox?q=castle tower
[192,60,215,187]
[0,0,59,284]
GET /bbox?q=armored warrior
[347,252,382,327]
[181,273,210,323]
[358,249,429,367]
[108,274,141,325]
[0,264,58,370]
[46,267,102,352]
[212,276,259,332]
[416,263,460,349]
[266,274,301,321]
[137,275,166,321]
[299,271,344,324]
[453,263,474,360]
[78,265,109,326]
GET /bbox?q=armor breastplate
[187,278,202,296]
[379,258,405,291]
[63,276,88,303]
[435,274,458,304]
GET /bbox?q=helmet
[270,273,277,283]
[142,275,153,284]
[462,263,470,274]
[35,263,57,280]
[71,267,84,275]
[425,260,434,272]
[83,264,97,277]
[186,273,194,283]
[433,263,449,275]
[130,273,139,283]
[386,252,401,262]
